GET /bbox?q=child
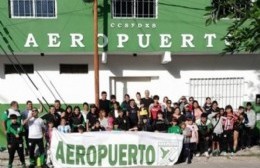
[153,112,167,132]
[208,109,224,156]
[58,118,71,133]
[78,125,85,134]
[168,118,181,134]
[45,121,54,168]
[114,109,130,131]
[196,113,212,157]
[7,114,26,168]
[186,117,198,159]
[180,122,192,164]
[107,113,114,131]
[222,106,236,156]
[45,121,54,147]
[91,120,105,131]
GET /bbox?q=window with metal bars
[10,0,56,18]
[189,78,244,109]
[111,0,157,18]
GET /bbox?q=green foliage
[205,0,260,54]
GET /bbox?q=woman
[192,100,204,120]
[179,96,188,112]
[64,105,73,123]
[99,109,109,130]
[70,106,85,132]
[135,92,142,109]
[172,107,186,125]
[164,100,174,124]
[111,102,120,118]
[81,102,90,124]
[203,97,212,115]
[162,96,169,111]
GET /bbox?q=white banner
[50,129,183,167]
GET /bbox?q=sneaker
[195,153,200,157]
[204,152,209,158]
[222,152,227,156]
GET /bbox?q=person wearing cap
[195,113,212,157]
[23,108,46,168]
[6,114,26,168]
[244,102,256,148]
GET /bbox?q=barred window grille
[112,0,157,18]
[10,0,56,18]
[189,78,244,109]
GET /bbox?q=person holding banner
[114,109,130,131]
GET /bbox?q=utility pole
[93,0,99,107]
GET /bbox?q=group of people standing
[0,90,258,167]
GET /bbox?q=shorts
[212,133,221,142]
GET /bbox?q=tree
[205,0,260,54]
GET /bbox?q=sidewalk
[0,146,259,168]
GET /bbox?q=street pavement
[0,146,260,168]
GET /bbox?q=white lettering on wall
[204,34,216,47]
[48,33,61,47]
[70,33,85,47]
[159,34,172,48]
[181,34,195,48]
[137,34,151,48]
[98,34,108,48]
[117,34,129,48]
[24,33,39,47]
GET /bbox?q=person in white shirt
[99,110,109,130]
[245,102,256,148]
[81,102,90,126]
[23,108,46,168]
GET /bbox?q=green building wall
[0,0,232,54]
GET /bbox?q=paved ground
[0,146,260,168]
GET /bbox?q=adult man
[42,105,61,128]
[140,90,153,109]
[54,100,64,116]
[23,108,46,168]
[109,95,119,112]
[21,100,33,155]
[99,91,110,114]
[1,101,21,140]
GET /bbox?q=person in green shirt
[6,114,26,168]
[168,118,181,134]
[1,101,21,148]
